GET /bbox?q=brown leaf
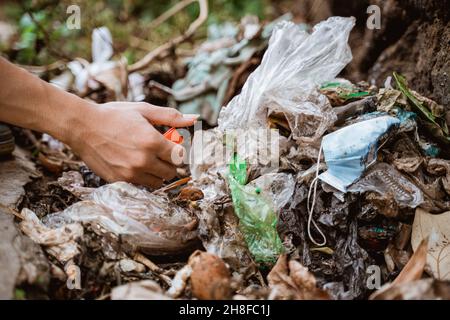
[412,208,450,280]
[267,254,330,300]
[38,152,63,174]
[189,251,233,300]
[370,278,450,300]
[393,238,428,286]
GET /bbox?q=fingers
[140,104,199,127]
[147,157,177,180]
[132,172,164,189]
[156,137,186,166]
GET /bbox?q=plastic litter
[164,127,184,144]
[348,163,423,217]
[218,16,355,133]
[43,182,199,255]
[227,154,284,265]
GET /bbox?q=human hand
[68,101,197,188]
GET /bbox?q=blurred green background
[0,0,277,65]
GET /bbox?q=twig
[157,177,192,193]
[133,252,172,286]
[128,0,208,72]
[16,60,65,74]
[0,203,23,220]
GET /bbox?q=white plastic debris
[218,17,355,136]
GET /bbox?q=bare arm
[0,57,197,187]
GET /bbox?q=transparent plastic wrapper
[348,163,424,210]
[227,155,284,265]
[319,115,401,192]
[190,127,286,187]
[248,172,295,211]
[218,17,355,137]
[43,182,199,255]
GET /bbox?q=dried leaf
[371,278,450,300]
[267,254,330,300]
[111,280,171,300]
[392,238,428,286]
[412,208,450,280]
[189,251,233,300]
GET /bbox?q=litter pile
[11,15,450,300]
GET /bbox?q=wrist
[45,88,97,151]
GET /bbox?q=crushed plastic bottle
[227,154,283,265]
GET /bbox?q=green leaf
[393,72,437,124]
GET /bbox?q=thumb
[140,104,199,127]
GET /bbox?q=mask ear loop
[306,144,327,247]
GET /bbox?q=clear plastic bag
[44,182,199,255]
[218,17,355,139]
[348,163,424,209]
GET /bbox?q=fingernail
[182,113,200,121]
[177,145,185,158]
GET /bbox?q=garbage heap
[19,16,450,300]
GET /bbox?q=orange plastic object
[163,127,184,144]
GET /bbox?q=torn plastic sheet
[319,115,400,193]
[43,182,199,255]
[218,16,354,132]
[248,173,295,212]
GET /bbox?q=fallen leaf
[370,278,450,300]
[267,254,330,300]
[111,280,171,300]
[392,238,428,286]
[189,251,233,300]
[412,208,450,280]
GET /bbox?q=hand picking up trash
[1,3,450,301]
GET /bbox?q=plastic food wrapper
[348,163,424,211]
[218,17,355,137]
[43,182,199,255]
[319,115,400,192]
[227,154,284,265]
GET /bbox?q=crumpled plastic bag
[218,17,355,138]
[348,163,423,217]
[43,182,199,255]
[319,115,401,192]
[248,172,295,212]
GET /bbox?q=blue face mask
[318,115,400,192]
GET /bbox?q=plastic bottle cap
[163,127,184,144]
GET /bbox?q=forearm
[0,57,92,145]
